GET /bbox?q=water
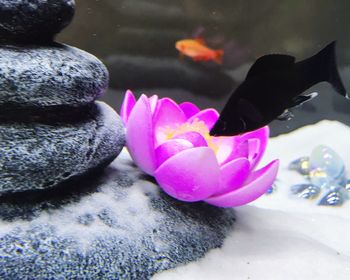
[2,2,350,277]
[58,0,350,136]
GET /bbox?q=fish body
[210,41,347,136]
[175,38,224,64]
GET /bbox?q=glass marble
[288,145,350,207]
[291,184,320,199]
[266,183,277,195]
[288,156,310,175]
[309,145,345,186]
[318,189,346,206]
[345,179,350,191]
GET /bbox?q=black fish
[210,41,347,136]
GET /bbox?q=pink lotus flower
[120,90,279,207]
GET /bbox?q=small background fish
[175,38,224,64]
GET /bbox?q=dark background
[58,0,350,136]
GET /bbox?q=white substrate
[154,120,350,280]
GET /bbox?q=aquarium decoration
[265,182,278,195]
[0,2,239,278]
[289,145,349,206]
[120,90,279,207]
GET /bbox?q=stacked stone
[0,0,125,195]
[0,2,235,278]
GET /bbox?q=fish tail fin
[214,49,224,64]
[315,41,347,97]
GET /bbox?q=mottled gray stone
[0,0,75,43]
[0,150,235,279]
[0,43,109,108]
[0,101,125,194]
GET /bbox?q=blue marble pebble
[288,156,310,175]
[291,184,320,199]
[318,189,346,206]
[309,145,345,186]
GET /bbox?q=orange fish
[175,38,224,64]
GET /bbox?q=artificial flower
[120,90,279,207]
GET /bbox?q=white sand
[154,120,350,280]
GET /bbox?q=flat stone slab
[0,0,75,43]
[0,149,235,279]
[0,43,108,108]
[0,101,124,194]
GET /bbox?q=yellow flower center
[160,118,219,153]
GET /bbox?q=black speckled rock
[0,150,235,279]
[0,0,75,43]
[0,44,109,108]
[0,101,125,195]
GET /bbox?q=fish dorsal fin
[195,37,206,45]
[246,54,296,78]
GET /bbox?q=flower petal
[173,131,208,147]
[205,159,279,207]
[179,102,200,119]
[153,98,187,128]
[155,147,220,202]
[239,126,269,169]
[213,136,238,165]
[155,139,193,167]
[126,94,157,175]
[153,98,187,145]
[247,138,261,168]
[214,157,250,196]
[120,90,136,125]
[188,108,219,130]
[220,138,249,166]
[148,95,159,114]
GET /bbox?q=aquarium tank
[60,0,350,136]
[0,0,350,279]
